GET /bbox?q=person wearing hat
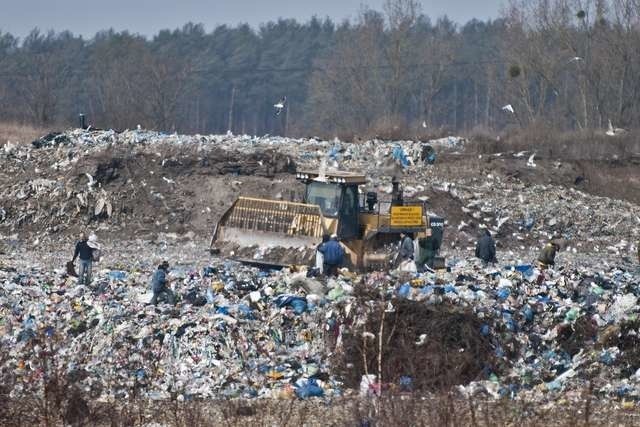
[318,234,345,277]
[538,239,561,269]
[71,232,95,285]
[150,261,175,305]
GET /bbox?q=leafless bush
[337,299,501,393]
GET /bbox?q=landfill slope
[1,129,638,256]
[1,129,640,421]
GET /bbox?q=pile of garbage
[372,257,640,400]
[2,128,637,257]
[1,240,639,403]
[0,259,346,401]
[1,128,639,405]
[1,130,299,237]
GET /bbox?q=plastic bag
[295,379,324,399]
[66,261,78,277]
[398,259,417,272]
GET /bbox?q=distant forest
[1,0,639,138]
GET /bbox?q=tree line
[1,0,639,139]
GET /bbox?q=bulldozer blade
[211,197,325,251]
[232,258,293,270]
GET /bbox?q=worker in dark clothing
[391,176,403,206]
[71,232,94,285]
[318,234,345,277]
[150,261,175,305]
[417,229,439,270]
[475,230,497,265]
[398,232,414,262]
[538,240,560,269]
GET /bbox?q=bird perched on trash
[526,153,537,168]
[85,173,96,188]
[502,104,515,114]
[527,153,536,168]
[421,120,427,128]
[606,119,627,136]
[496,216,510,230]
[274,96,286,116]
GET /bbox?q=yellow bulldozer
[210,170,444,270]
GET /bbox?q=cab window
[305,181,341,217]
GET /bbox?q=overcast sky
[1,0,504,39]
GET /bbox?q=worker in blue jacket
[318,234,345,277]
[150,261,175,305]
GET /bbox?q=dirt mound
[338,299,501,392]
[0,143,297,237]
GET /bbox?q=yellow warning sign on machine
[390,206,423,227]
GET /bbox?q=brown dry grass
[3,392,640,426]
[468,126,640,162]
[0,122,47,146]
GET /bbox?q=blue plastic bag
[480,324,490,336]
[295,379,324,399]
[108,271,127,281]
[237,304,254,319]
[399,376,413,391]
[496,287,510,300]
[392,146,410,167]
[202,266,217,277]
[397,283,411,298]
[274,295,308,314]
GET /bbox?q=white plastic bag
[398,259,417,272]
[315,250,324,273]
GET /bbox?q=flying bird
[415,334,427,346]
[568,56,583,63]
[421,120,427,128]
[274,96,286,116]
[502,104,515,114]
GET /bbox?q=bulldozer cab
[297,171,365,240]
